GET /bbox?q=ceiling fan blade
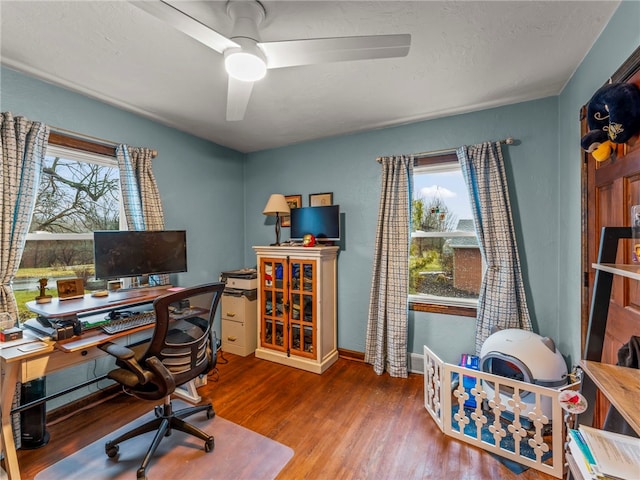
[226,77,255,121]
[260,34,411,69]
[130,0,238,54]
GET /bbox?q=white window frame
[25,144,126,243]
[409,159,482,312]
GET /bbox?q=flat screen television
[290,205,340,242]
[93,230,187,280]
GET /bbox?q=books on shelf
[568,426,640,480]
[568,429,596,479]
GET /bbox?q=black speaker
[20,377,50,449]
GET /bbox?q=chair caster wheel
[105,443,119,458]
[206,407,215,419]
[204,437,214,452]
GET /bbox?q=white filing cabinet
[221,290,257,357]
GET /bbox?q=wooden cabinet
[221,291,257,357]
[253,246,338,374]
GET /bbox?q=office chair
[98,282,225,480]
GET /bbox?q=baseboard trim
[409,352,424,374]
[338,348,365,362]
[339,349,424,375]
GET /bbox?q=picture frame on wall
[282,194,302,227]
[309,192,333,207]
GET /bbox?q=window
[410,154,481,316]
[15,141,122,320]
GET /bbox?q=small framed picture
[282,194,302,227]
[309,192,333,207]
[57,278,85,300]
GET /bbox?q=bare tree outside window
[31,157,119,234]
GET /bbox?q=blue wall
[556,0,640,366]
[245,96,560,364]
[245,1,639,366]
[0,66,247,295]
[2,1,638,371]
[1,65,248,406]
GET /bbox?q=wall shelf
[579,360,640,436]
[567,228,640,480]
[592,263,640,281]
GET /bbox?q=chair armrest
[99,341,150,386]
[99,342,135,360]
[146,356,176,393]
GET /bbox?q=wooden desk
[1,286,175,480]
[1,335,57,479]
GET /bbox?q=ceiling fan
[131,0,411,121]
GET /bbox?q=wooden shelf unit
[253,245,338,374]
[579,360,640,436]
[567,228,640,480]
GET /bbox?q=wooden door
[582,49,640,427]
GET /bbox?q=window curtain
[365,155,413,378]
[456,142,532,353]
[116,144,168,286]
[0,112,50,320]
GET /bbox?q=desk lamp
[263,194,290,246]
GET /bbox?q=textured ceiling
[0,1,620,153]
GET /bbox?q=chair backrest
[138,282,225,397]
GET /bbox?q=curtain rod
[377,137,515,163]
[410,137,514,159]
[50,125,158,158]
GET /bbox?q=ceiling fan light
[225,51,267,82]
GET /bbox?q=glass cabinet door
[288,259,316,357]
[260,258,287,352]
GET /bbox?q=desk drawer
[221,295,246,320]
[21,346,105,382]
[222,318,246,348]
[220,293,256,357]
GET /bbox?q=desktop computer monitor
[93,230,187,281]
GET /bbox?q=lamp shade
[263,194,290,216]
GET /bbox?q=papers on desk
[17,342,48,352]
[568,426,640,480]
[22,318,54,340]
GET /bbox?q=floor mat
[35,401,294,480]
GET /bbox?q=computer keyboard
[102,311,156,334]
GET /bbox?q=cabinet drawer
[222,318,246,347]
[221,295,245,320]
[21,346,106,382]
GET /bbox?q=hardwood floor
[16,353,556,479]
